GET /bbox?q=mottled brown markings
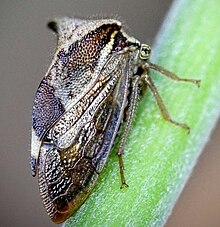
[57,23,121,71]
[38,143,97,220]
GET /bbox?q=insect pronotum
[31,17,200,223]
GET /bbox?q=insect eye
[139,44,151,60]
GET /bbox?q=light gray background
[1,1,219,227]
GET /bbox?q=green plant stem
[65,0,220,226]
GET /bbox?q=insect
[31,17,200,223]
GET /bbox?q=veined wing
[37,52,135,223]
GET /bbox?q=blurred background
[0,1,219,226]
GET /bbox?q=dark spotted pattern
[32,78,65,139]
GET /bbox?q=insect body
[31,17,200,223]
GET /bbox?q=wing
[37,52,135,223]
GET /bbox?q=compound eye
[139,44,151,60]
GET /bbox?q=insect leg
[142,74,190,133]
[117,76,140,189]
[144,62,201,87]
